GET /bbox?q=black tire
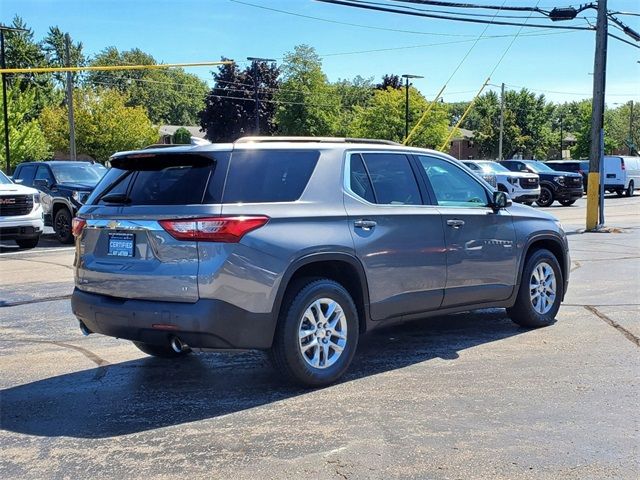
[270,278,359,387]
[626,181,634,197]
[15,236,40,249]
[507,248,564,328]
[535,186,554,207]
[559,200,576,206]
[616,189,625,197]
[133,341,191,358]
[522,201,533,206]
[54,208,74,244]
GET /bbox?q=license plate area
[108,232,135,257]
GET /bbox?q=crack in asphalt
[570,261,581,272]
[0,338,111,380]
[584,305,640,347]
[0,294,72,308]
[1,257,74,271]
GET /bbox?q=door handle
[354,219,377,230]
[446,219,465,228]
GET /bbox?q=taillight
[621,159,625,170]
[72,217,86,237]
[159,216,269,242]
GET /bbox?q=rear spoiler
[108,152,214,171]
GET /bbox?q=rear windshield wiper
[100,193,131,205]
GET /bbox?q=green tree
[571,100,620,158]
[86,47,208,125]
[172,127,191,144]
[3,16,59,115]
[40,89,158,161]
[0,82,51,171]
[42,26,86,85]
[350,86,449,148]
[332,75,374,136]
[275,45,341,136]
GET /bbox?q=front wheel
[507,249,563,328]
[616,189,625,197]
[559,200,576,206]
[535,186,554,207]
[626,181,634,197]
[270,279,359,387]
[54,208,74,244]
[16,237,40,249]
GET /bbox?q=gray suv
[71,137,570,386]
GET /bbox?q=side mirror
[33,178,50,189]
[492,190,511,210]
[13,178,23,184]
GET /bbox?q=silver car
[72,137,570,386]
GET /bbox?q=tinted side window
[34,166,55,185]
[418,156,489,207]
[16,164,37,185]
[223,150,319,203]
[361,153,422,205]
[349,154,376,203]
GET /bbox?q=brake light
[159,216,269,242]
[72,217,86,237]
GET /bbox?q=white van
[603,156,640,197]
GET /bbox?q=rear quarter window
[221,149,319,203]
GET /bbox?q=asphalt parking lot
[1,196,638,479]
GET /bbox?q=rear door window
[360,153,422,205]
[222,149,319,203]
[349,154,376,203]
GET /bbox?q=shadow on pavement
[0,309,525,439]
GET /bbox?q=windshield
[50,163,107,185]
[524,161,554,173]
[0,171,12,185]
[478,162,510,174]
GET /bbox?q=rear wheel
[559,200,576,206]
[54,208,74,244]
[626,181,634,197]
[507,249,563,328]
[616,189,625,197]
[15,237,39,249]
[270,278,359,387]
[133,341,191,358]
[536,186,554,207]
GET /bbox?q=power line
[608,32,640,49]
[387,0,549,12]
[353,0,551,19]
[316,0,594,30]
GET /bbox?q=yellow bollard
[586,172,600,230]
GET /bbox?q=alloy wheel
[298,298,348,369]
[529,261,557,315]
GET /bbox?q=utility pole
[401,74,423,141]
[559,115,564,159]
[1,29,9,174]
[629,100,635,155]
[247,57,275,135]
[498,82,505,161]
[64,34,76,161]
[586,0,608,231]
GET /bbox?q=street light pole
[64,33,77,161]
[247,57,276,135]
[559,115,564,159]
[401,74,423,141]
[498,82,505,161]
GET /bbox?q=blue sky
[3,0,639,104]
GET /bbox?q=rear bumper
[71,288,277,350]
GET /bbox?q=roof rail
[234,136,401,146]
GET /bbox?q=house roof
[450,128,474,140]
[158,125,206,139]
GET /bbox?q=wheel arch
[518,234,568,299]
[273,253,371,335]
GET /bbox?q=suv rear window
[221,149,319,203]
[88,153,225,205]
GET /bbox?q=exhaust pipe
[170,336,188,353]
[79,321,92,336]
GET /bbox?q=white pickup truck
[463,160,541,204]
[0,169,44,249]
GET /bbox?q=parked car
[459,161,497,188]
[71,138,570,386]
[12,161,107,243]
[603,156,639,197]
[500,159,583,207]
[462,160,540,204]
[546,160,590,192]
[0,169,44,249]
